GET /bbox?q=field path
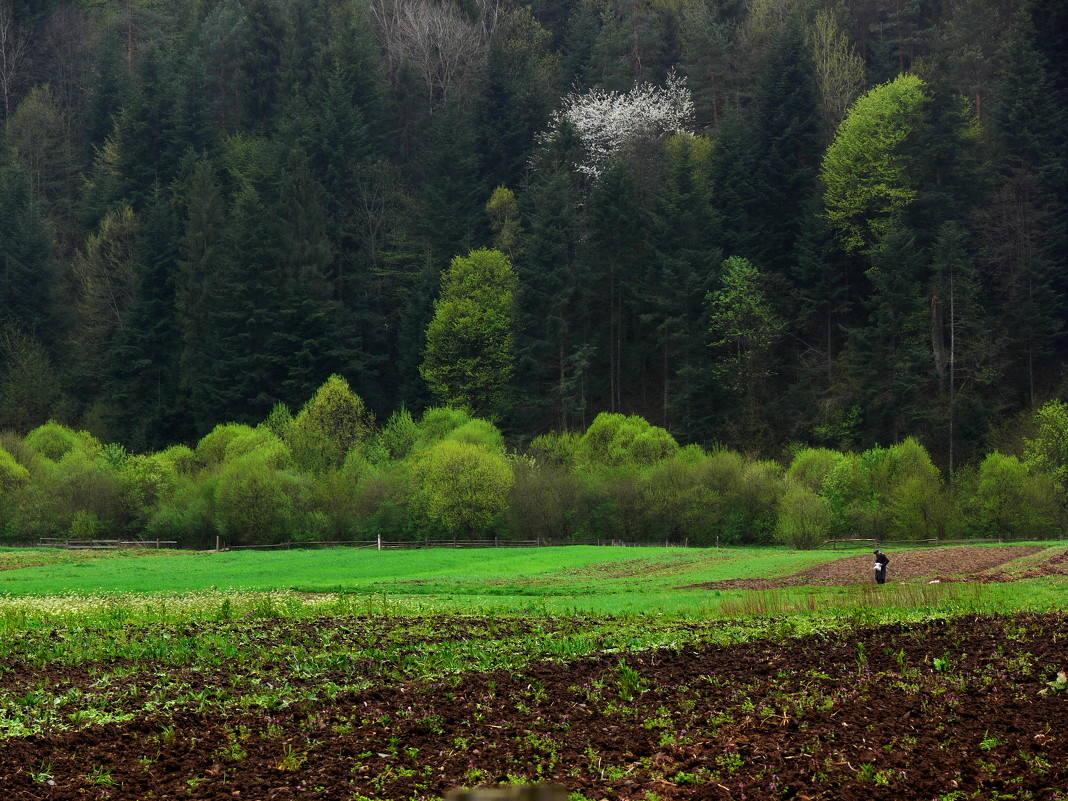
[684,544,1063,589]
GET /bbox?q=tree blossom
[541,72,695,177]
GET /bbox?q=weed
[616,659,647,701]
[87,766,116,786]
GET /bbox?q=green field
[2,545,1067,799]
[2,543,1066,622]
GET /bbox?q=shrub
[528,431,582,468]
[640,450,720,544]
[579,413,679,467]
[0,446,29,492]
[224,428,292,469]
[969,452,1061,540]
[24,421,101,462]
[785,447,845,491]
[214,455,304,545]
[378,408,419,460]
[195,423,257,468]
[442,419,505,452]
[147,477,219,549]
[506,460,588,542]
[415,407,471,448]
[408,440,514,537]
[775,483,832,549]
[156,444,197,474]
[287,375,375,472]
[1024,400,1068,486]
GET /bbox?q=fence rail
[37,539,178,550]
[822,537,1008,550]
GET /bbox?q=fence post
[216,535,221,552]
[377,533,382,551]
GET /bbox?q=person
[873,549,890,584]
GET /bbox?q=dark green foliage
[0,0,1063,487]
[0,148,58,348]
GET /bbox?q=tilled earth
[1,548,1067,801]
[685,546,1064,590]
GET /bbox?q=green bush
[580,413,679,467]
[224,428,292,469]
[775,483,832,549]
[286,375,375,472]
[378,408,419,460]
[157,444,197,474]
[195,423,257,468]
[415,407,471,447]
[0,446,30,492]
[408,440,514,537]
[24,421,101,462]
[640,449,720,544]
[528,431,582,468]
[969,451,1061,540]
[214,455,304,545]
[442,419,505,452]
[785,447,845,491]
[506,460,588,541]
[146,476,219,548]
[1024,400,1068,486]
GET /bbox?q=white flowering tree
[540,73,695,177]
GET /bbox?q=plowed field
[1,546,1067,800]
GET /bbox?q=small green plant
[29,760,54,783]
[933,657,950,673]
[87,766,116,786]
[616,659,647,701]
[277,744,306,771]
[980,731,999,752]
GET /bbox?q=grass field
[3,543,1064,618]
[1,544,1067,800]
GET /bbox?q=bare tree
[371,0,487,111]
[0,3,29,119]
[808,9,866,144]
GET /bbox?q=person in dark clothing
[874,549,890,584]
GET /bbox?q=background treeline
[1,376,1067,547]
[0,0,1067,467]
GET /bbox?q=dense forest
[0,0,1066,469]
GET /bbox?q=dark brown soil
[2,613,1068,801]
[685,545,1060,590]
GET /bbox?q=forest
[0,0,1067,545]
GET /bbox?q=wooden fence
[37,538,178,550]
[821,537,1009,550]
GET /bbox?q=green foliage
[420,249,519,420]
[640,449,720,545]
[442,419,506,453]
[786,448,845,492]
[408,440,515,537]
[24,423,101,463]
[822,439,952,541]
[775,483,832,549]
[529,432,582,468]
[157,445,197,475]
[968,452,1061,540]
[414,407,472,448]
[579,413,679,467]
[214,455,304,546]
[0,447,30,493]
[195,424,259,469]
[507,460,588,542]
[287,375,375,472]
[1023,400,1068,485]
[821,74,928,253]
[378,408,419,461]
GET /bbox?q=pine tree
[104,183,184,450]
[0,145,58,349]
